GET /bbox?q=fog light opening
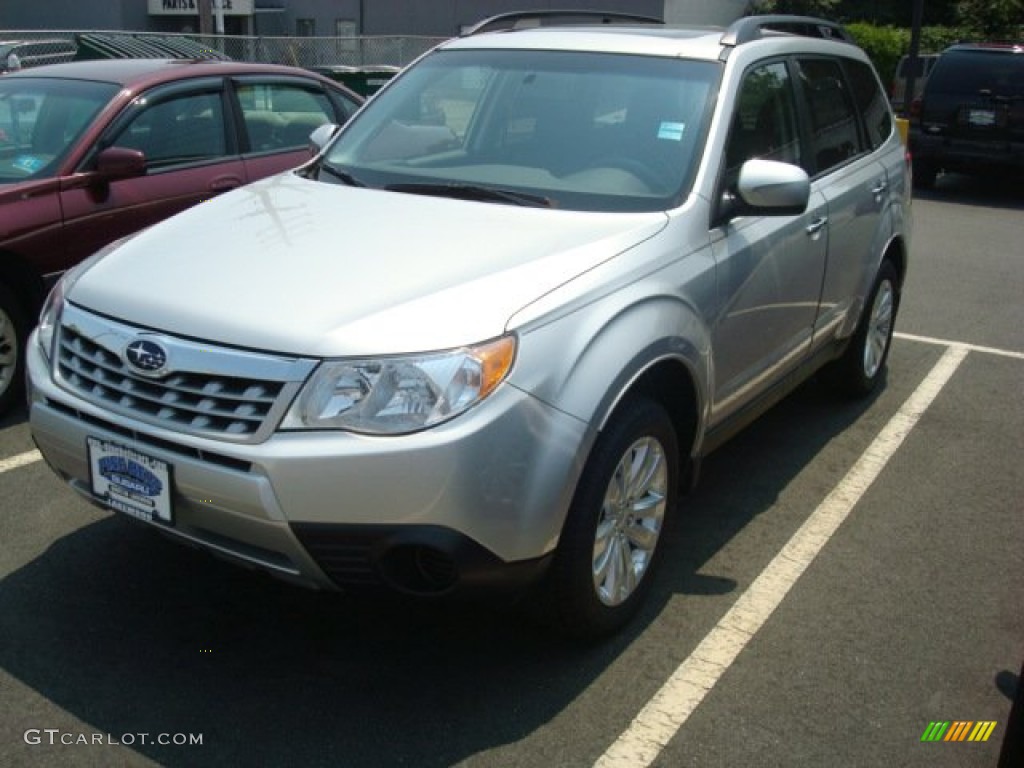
[379,545,459,595]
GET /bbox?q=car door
[59,78,244,263]
[794,56,890,346]
[709,60,828,425]
[231,77,356,182]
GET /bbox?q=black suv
[910,43,1024,188]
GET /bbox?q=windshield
[321,49,720,212]
[0,77,118,184]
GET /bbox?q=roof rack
[721,15,853,47]
[462,10,664,37]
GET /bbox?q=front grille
[46,398,252,472]
[59,326,281,437]
[55,304,317,443]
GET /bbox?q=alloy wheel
[592,436,668,606]
[0,306,18,399]
[863,278,894,380]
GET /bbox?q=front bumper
[27,331,589,595]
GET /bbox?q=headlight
[35,277,65,365]
[281,335,516,434]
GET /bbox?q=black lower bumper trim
[290,523,552,598]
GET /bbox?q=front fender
[509,291,713,457]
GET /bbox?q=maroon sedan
[0,58,362,414]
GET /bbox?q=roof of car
[944,42,1024,54]
[1,58,340,87]
[444,14,858,60]
[445,26,728,59]
[445,24,859,63]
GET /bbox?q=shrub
[845,23,980,88]
[846,23,906,86]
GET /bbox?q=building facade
[1,0,750,37]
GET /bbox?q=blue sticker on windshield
[657,122,686,141]
[13,155,45,173]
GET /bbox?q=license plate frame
[87,437,174,525]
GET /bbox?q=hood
[69,172,666,357]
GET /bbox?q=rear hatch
[920,46,1024,145]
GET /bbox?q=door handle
[209,175,242,193]
[805,217,828,236]
[871,180,888,197]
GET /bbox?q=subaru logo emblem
[124,339,168,375]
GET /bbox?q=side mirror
[309,123,340,156]
[717,159,811,223]
[735,159,810,214]
[94,146,146,181]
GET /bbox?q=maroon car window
[111,91,228,170]
[237,83,334,153]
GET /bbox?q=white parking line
[595,344,970,768]
[0,449,42,476]
[895,331,1024,360]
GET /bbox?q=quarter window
[844,58,892,150]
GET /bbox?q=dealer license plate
[967,109,996,127]
[87,437,173,525]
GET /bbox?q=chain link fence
[1,30,447,70]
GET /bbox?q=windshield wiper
[317,162,366,187]
[385,182,553,208]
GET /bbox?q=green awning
[73,33,231,61]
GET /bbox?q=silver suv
[28,13,911,638]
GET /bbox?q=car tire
[540,397,678,640]
[0,283,28,417]
[825,260,900,398]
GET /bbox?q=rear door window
[795,57,865,175]
[236,82,335,153]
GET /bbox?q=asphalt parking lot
[1,173,1021,767]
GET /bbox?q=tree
[749,0,841,15]
[955,0,1023,38]
[751,0,962,26]
[748,0,1022,40]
